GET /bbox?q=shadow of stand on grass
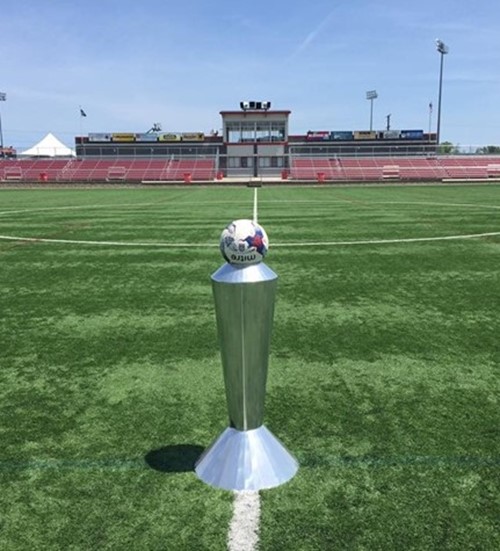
[145,444,205,473]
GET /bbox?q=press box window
[258,157,283,168]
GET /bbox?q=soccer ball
[219,219,269,265]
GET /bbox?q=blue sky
[2,0,499,150]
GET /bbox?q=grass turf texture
[0,185,499,550]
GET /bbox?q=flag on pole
[80,107,87,117]
[429,102,433,113]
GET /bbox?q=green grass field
[0,184,499,550]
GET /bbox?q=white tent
[20,132,75,157]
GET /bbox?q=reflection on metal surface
[196,261,298,491]
[195,426,298,491]
[211,260,277,284]
[212,263,277,430]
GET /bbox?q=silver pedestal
[195,262,298,491]
[195,426,298,491]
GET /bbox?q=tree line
[439,142,500,155]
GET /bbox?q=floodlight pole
[0,92,6,150]
[366,90,378,132]
[436,39,449,145]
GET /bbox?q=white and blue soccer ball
[219,219,269,265]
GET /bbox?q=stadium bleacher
[1,155,500,183]
[288,155,500,182]
[0,157,216,182]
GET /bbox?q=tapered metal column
[212,262,276,430]
[196,261,298,491]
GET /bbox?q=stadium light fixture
[0,92,6,150]
[240,101,271,111]
[366,90,378,132]
[435,39,449,145]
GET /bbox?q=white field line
[0,231,499,248]
[228,491,261,551]
[0,199,498,248]
[274,231,500,247]
[0,235,208,247]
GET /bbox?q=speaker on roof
[262,101,271,110]
[240,101,250,110]
[248,101,256,109]
[255,102,262,110]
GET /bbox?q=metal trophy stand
[195,188,298,491]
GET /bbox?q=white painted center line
[228,491,261,551]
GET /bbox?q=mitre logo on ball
[220,219,269,265]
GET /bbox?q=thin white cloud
[289,6,341,59]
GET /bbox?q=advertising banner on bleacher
[135,133,158,142]
[111,133,135,142]
[181,132,205,142]
[88,133,112,142]
[158,133,181,142]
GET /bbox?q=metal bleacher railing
[1,152,500,183]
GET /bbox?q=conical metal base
[195,425,298,491]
